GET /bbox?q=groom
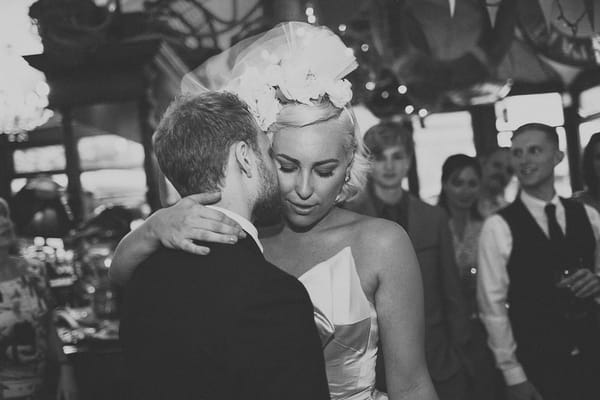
[120,92,330,400]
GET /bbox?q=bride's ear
[344,154,355,181]
[234,141,254,178]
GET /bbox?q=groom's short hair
[153,91,261,197]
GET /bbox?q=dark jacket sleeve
[226,270,330,400]
[437,210,471,347]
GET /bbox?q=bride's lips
[288,201,318,215]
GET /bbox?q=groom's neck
[216,192,253,222]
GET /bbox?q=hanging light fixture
[0,45,52,134]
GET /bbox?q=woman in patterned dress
[0,198,77,400]
[438,155,503,400]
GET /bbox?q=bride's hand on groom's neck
[148,192,246,256]
[110,192,247,286]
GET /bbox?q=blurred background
[1,0,600,398]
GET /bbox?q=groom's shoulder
[139,240,262,277]
[132,239,298,296]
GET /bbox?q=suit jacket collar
[366,182,410,229]
[207,205,263,253]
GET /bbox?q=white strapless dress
[298,247,388,400]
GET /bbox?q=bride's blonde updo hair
[181,21,368,202]
[268,99,370,203]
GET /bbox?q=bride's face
[271,119,350,229]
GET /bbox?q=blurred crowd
[343,122,600,400]
[0,178,140,399]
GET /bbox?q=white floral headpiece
[182,22,358,131]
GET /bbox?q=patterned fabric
[449,218,483,319]
[298,247,387,400]
[0,256,50,399]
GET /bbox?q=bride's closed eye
[278,164,336,178]
[278,162,297,173]
[315,168,335,178]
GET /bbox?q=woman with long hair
[438,154,503,400]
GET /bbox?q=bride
[111,22,437,400]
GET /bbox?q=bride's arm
[364,221,438,400]
[109,193,246,285]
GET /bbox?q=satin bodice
[298,247,387,400]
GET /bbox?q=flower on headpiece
[277,58,322,105]
[227,67,281,131]
[324,79,353,108]
[190,22,359,131]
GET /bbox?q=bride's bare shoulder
[336,208,411,255]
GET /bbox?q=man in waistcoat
[477,122,600,400]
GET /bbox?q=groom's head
[153,92,280,220]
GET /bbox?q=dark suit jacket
[345,190,471,381]
[120,236,330,400]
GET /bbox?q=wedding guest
[438,154,503,400]
[0,198,78,400]
[344,121,471,400]
[573,132,600,213]
[478,123,600,400]
[477,147,513,217]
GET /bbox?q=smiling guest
[478,123,600,400]
[345,121,471,400]
[439,154,484,318]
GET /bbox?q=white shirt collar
[206,205,263,253]
[520,189,561,210]
[519,190,565,235]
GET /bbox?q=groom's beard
[253,156,282,226]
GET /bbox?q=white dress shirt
[477,190,600,386]
[206,205,263,253]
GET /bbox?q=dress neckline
[298,246,375,309]
[297,246,352,280]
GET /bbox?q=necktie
[544,203,565,244]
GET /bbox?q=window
[11,135,147,208]
[579,118,600,149]
[81,169,147,208]
[78,135,144,170]
[13,146,66,174]
[11,174,68,194]
[495,93,564,131]
[413,111,475,204]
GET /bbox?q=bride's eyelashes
[315,169,335,178]
[277,163,336,178]
[278,164,297,173]
[275,154,339,178]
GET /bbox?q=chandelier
[0,45,52,134]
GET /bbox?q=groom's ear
[233,141,254,178]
